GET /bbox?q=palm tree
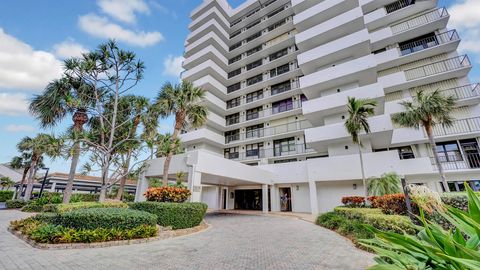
[391,89,455,192]
[0,177,15,190]
[10,153,45,198]
[155,133,182,158]
[29,77,91,203]
[17,134,63,200]
[155,81,207,186]
[367,172,402,196]
[345,97,377,198]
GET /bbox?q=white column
[188,166,202,202]
[309,181,319,215]
[49,182,57,192]
[134,171,148,202]
[270,185,280,212]
[262,184,269,214]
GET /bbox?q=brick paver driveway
[0,210,374,270]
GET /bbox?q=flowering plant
[341,196,365,207]
[144,187,191,203]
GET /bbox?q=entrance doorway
[234,189,262,210]
[222,189,227,209]
[460,139,480,168]
[279,187,292,212]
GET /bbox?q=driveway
[0,210,374,270]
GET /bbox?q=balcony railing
[225,143,315,161]
[225,120,312,143]
[229,0,279,27]
[404,55,471,81]
[399,30,459,56]
[431,152,480,171]
[385,0,415,14]
[391,7,448,34]
[226,99,304,126]
[432,117,480,137]
[441,83,480,101]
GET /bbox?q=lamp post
[38,167,50,198]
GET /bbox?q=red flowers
[144,187,191,203]
[341,196,365,207]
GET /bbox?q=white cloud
[78,14,164,47]
[98,0,149,24]
[0,93,29,116]
[4,124,36,133]
[53,39,89,59]
[449,0,480,63]
[0,28,63,91]
[163,55,184,77]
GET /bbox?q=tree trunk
[23,158,38,201]
[63,141,81,203]
[15,168,29,199]
[162,115,184,186]
[357,142,369,199]
[116,162,130,200]
[99,185,108,202]
[426,124,450,192]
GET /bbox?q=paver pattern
[0,210,374,270]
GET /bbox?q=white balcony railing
[431,152,480,171]
[391,7,448,34]
[441,83,480,101]
[432,117,480,137]
[404,55,471,81]
[225,143,315,161]
[225,120,311,143]
[399,30,459,56]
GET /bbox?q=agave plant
[360,184,480,270]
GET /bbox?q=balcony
[375,30,461,70]
[364,0,436,31]
[379,55,472,93]
[442,83,480,107]
[293,0,359,32]
[225,120,312,145]
[431,152,480,171]
[227,143,316,162]
[300,54,378,97]
[295,7,365,51]
[180,128,225,147]
[370,8,450,51]
[302,83,385,125]
[305,114,394,151]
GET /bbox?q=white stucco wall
[316,180,364,213]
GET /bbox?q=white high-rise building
[137,0,480,214]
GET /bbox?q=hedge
[43,201,128,213]
[0,190,14,202]
[55,208,157,230]
[6,199,27,209]
[316,212,374,248]
[129,202,207,229]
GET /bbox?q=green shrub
[56,208,157,230]
[0,190,14,202]
[441,192,469,211]
[129,202,207,229]
[316,211,374,245]
[6,199,27,209]
[44,201,127,213]
[69,193,99,203]
[334,207,382,220]
[21,193,63,212]
[316,212,346,229]
[21,203,44,212]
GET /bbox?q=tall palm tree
[155,80,207,186]
[29,77,91,203]
[345,97,377,198]
[391,89,455,192]
[17,134,63,200]
[367,172,402,196]
[10,153,45,198]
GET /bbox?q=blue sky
[0,0,478,173]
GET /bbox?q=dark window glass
[247,74,263,86]
[271,80,291,95]
[227,82,241,93]
[268,18,287,32]
[230,30,241,39]
[246,19,261,30]
[269,48,288,61]
[228,68,242,79]
[246,45,262,56]
[246,31,262,43]
[229,55,242,64]
[274,137,295,156]
[224,147,239,159]
[246,90,263,103]
[398,146,415,159]
[226,113,240,125]
[246,59,262,71]
[270,63,290,77]
[225,130,240,143]
[272,98,293,114]
[246,107,262,121]
[230,41,242,51]
[267,6,285,18]
[246,124,264,139]
[436,141,462,162]
[227,97,241,109]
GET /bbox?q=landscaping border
[8,221,210,250]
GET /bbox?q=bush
[316,211,374,246]
[129,202,207,229]
[43,201,128,213]
[0,190,14,202]
[69,193,99,203]
[144,187,191,203]
[316,212,346,229]
[341,196,365,207]
[374,193,419,215]
[21,193,63,212]
[6,199,27,209]
[56,208,157,230]
[440,193,469,211]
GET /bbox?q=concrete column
[134,171,148,202]
[309,181,319,215]
[262,184,269,214]
[188,167,202,202]
[270,185,280,212]
[49,182,57,192]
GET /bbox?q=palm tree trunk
[357,142,368,198]
[24,158,38,201]
[15,168,29,199]
[162,115,183,186]
[63,141,81,203]
[425,124,450,192]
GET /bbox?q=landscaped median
[9,200,209,249]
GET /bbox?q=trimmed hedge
[56,208,157,230]
[6,199,27,209]
[316,212,374,247]
[0,190,14,202]
[43,201,128,213]
[69,193,99,203]
[129,202,207,230]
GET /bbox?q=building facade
[137,0,480,214]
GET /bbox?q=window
[245,6,260,18]
[271,80,291,95]
[385,0,416,14]
[225,130,240,143]
[246,45,262,56]
[399,33,438,56]
[246,90,263,103]
[247,74,263,86]
[274,137,296,156]
[227,82,241,93]
[269,48,288,62]
[228,68,241,78]
[224,147,239,159]
[246,59,262,70]
[229,41,242,51]
[274,158,297,164]
[268,18,287,32]
[230,30,241,39]
[246,31,261,43]
[436,141,463,162]
[246,19,261,30]
[300,94,307,103]
[246,143,263,157]
[270,63,290,77]
[246,106,262,121]
[229,55,242,64]
[246,124,264,139]
[227,97,241,109]
[398,146,415,160]
[267,6,285,18]
[272,98,293,114]
[226,113,240,125]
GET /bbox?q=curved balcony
[183,45,228,71]
[226,143,316,162]
[185,32,229,58]
[189,6,230,33]
[180,128,225,147]
[186,19,230,47]
[293,0,359,32]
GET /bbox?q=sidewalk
[208,209,317,223]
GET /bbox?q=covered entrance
[235,189,262,210]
